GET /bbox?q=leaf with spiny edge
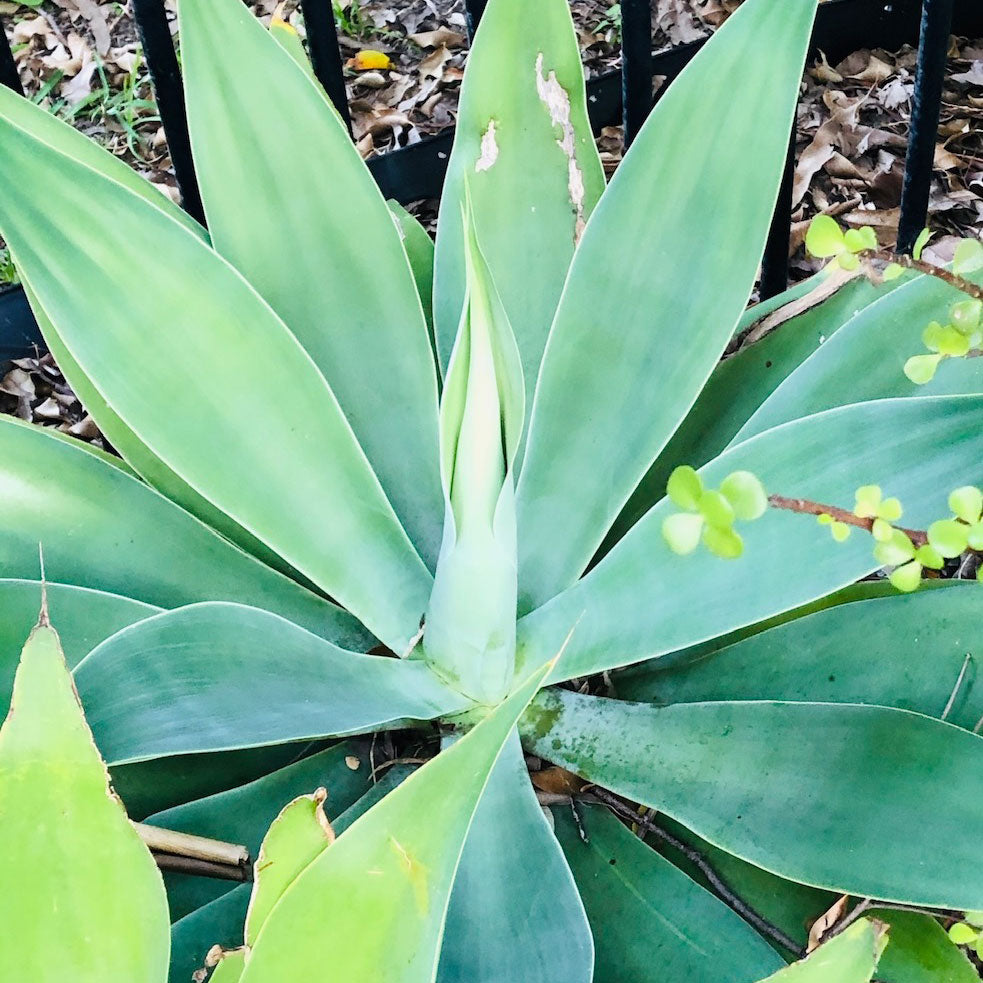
[0,604,170,981]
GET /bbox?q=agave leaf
[24,282,301,578]
[517,396,983,683]
[268,10,313,76]
[606,272,902,550]
[737,270,983,441]
[209,951,246,982]
[0,83,202,237]
[0,109,431,652]
[244,791,335,944]
[754,920,886,982]
[437,730,593,982]
[0,617,170,980]
[0,87,266,563]
[425,206,524,702]
[169,768,412,983]
[0,579,158,715]
[172,889,251,983]
[554,804,784,982]
[652,813,978,980]
[239,665,551,982]
[74,603,471,765]
[872,910,978,982]
[179,0,442,566]
[616,584,983,730]
[0,417,367,646]
[515,0,818,610]
[390,200,437,342]
[522,688,983,909]
[433,0,604,421]
[145,742,372,920]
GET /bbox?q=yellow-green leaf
[0,617,169,980]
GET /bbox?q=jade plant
[0,0,982,979]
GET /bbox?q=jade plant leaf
[74,603,470,764]
[606,272,904,551]
[239,665,551,982]
[754,920,886,982]
[434,0,604,417]
[616,584,983,730]
[0,399,369,648]
[180,0,443,566]
[522,688,983,909]
[517,396,983,683]
[554,804,785,982]
[0,616,170,980]
[516,0,818,610]
[0,106,432,653]
[438,730,593,982]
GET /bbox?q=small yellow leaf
[352,50,392,71]
[345,755,361,770]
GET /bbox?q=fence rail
[2,0,983,359]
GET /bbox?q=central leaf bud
[423,200,524,705]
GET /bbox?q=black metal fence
[2,0,983,359]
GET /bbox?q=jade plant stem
[767,495,930,547]
[868,249,983,303]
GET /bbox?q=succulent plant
[0,0,982,979]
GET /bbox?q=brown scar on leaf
[475,119,499,173]
[37,541,50,628]
[390,836,430,915]
[313,786,336,845]
[535,54,587,243]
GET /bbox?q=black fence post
[130,0,205,225]
[621,0,653,149]
[464,0,487,41]
[0,23,23,96]
[299,0,353,135]
[897,0,955,252]
[760,131,796,299]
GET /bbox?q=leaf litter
[1,0,983,440]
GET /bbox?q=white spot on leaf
[535,53,587,242]
[475,120,499,173]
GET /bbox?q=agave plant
[1,0,982,978]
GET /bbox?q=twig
[870,249,983,303]
[369,755,428,782]
[822,896,961,950]
[942,654,972,721]
[134,822,249,867]
[587,787,805,956]
[152,852,252,882]
[767,495,929,547]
